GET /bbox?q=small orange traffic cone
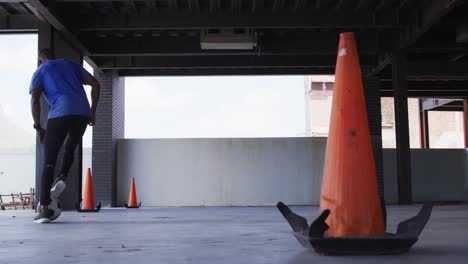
[319,32,384,237]
[125,177,141,208]
[76,168,101,212]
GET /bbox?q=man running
[29,48,100,223]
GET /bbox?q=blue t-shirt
[29,59,91,119]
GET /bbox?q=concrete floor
[0,205,467,264]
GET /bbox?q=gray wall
[383,149,468,203]
[117,138,326,206]
[117,138,468,206]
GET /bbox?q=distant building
[303,76,464,148]
[304,75,334,137]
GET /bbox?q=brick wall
[92,71,125,207]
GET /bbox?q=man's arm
[83,74,100,126]
[30,89,45,143]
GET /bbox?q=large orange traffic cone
[76,168,101,212]
[319,32,384,237]
[276,32,432,254]
[125,177,141,208]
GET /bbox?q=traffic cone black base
[75,201,102,212]
[124,201,141,209]
[277,202,433,255]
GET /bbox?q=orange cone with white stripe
[319,32,384,237]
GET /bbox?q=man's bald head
[39,48,54,65]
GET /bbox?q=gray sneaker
[51,175,67,201]
[34,208,54,224]
[49,200,62,221]
[37,201,62,222]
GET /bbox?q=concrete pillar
[92,71,125,207]
[36,23,84,210]
[392,53,413,204]
[363,76,384,202]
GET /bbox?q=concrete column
[363,76,384,201]
[392,53,413,204]
[92,71,125,207]
[36,23,84,210]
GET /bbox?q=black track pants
[40,115,88,205]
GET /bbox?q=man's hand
[83,74,100,127]
[37,128,45,144]
[88,112,96,126]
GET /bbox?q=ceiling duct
[456,24,468,43]
[200,29,256,50]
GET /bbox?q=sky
[125,76,306,139]
[0,34,307,148]
[0,35,37,128]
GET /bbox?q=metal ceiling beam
[293,0,306,12]
[251,0,264,12]
[93,55,347,69]
[25,0,101,72]
[374,0,387,11]
[381,80,468,92]
[376,61,468,80]
[451,53,467,61]
[146,0,159,13]
[401,0,461,48]
[371,0,464,76]
[315,0,327,10]
[354,0,371,11]
[0,14,38,32]
[0,6,8,16]
[335,0,345,11]
[456,23,468,43]
[51,0,162,2]
[367,54,392,77]
[272,0,284,12]
[117,67,335,76]
[231,0,241,13]
[127,0,138,13]
[424,105,464,111]
[82,33,380,56]
[75,13,401,30]
[188,0,200,12]
[421,99,458,111]
[209,0,220,13]
[369,46,468,78]
[4,2,29,14]
[409,43,468,53]
[398,0,418,10]
[168,0,179,12]
[381,90,468,98]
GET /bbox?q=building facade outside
[304,76,465,148]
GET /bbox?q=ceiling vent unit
[200,29,256,50]
[456,24,468,43]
